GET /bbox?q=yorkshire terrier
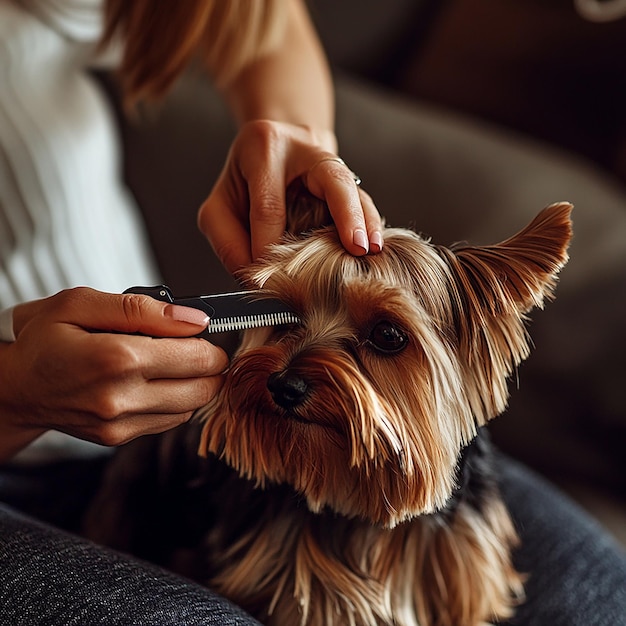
[85,184,572,626]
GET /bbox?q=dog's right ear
[285,179,332,236]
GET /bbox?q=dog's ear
[447,202,573,316]
[285,179,332,235]
[437,202,573,424]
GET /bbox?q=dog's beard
[199,320,474,528]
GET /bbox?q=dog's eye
[367,321,408,354]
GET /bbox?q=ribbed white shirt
[0,0,159,311]
[1,0,161,462]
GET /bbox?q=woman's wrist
[221,0,334,133]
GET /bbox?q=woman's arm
[222,0,334,132]
[198,0,382,273]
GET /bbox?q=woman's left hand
[198,119,383,274]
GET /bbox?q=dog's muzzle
[267,370,309,409]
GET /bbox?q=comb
[124,285,300,335]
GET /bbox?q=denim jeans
[1,455,624,625]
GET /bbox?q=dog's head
[198,191,572,528]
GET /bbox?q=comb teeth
[206,311,301,334]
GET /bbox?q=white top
[0,0,159,311]
[1,0,160,462]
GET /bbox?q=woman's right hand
[0,287,228,461]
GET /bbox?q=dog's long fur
[85,187,572,626]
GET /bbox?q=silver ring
[306,156,361,186]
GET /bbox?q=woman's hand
[199,1,382,273]
[198,120,383,274]
[0,287,228,460]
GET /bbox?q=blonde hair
[101,0,287,105]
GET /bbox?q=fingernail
[370,231,383,253]
[166,304,210,328]
[353,229,369,253]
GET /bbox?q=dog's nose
[267,371,309,409]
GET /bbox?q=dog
[85,185,572,626]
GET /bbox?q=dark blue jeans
[1,455,625,625]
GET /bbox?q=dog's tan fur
[195,192,572,624]
[200,484,522,625]
[86,188,572,626]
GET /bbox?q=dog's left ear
[438,202,573,423]
[446,202,573,315]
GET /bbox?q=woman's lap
[1,454,624,625]
[497,456,626,626]
[0,499,260,625]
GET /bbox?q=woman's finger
[358,187,384,253]
[247,166,288,262]
[304,156,371,255]
[199,190,253,273]
[13,288,211,341]
[92,375,225,427]
[90,334,229,381]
